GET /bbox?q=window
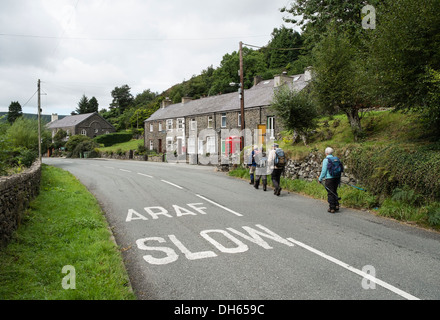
[221,113,227,128]
[267,116,275,139]
[149,140,154,151]
[177,118,184,131]
[238,113,241,127]
[81,129,87,136]
[166,119,173,131]
[158,122,163,132]
[198,139,204,154]
[188,137,196,154]
[150,123,153,132]
[94,128,99,134]
[166,138,173,151]
[190,118,196,131]
[207,116,213,129]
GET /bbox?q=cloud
[0,0,291,115]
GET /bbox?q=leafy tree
[7,101,23,124]
[110,85,134,115]
[270,86,318,144]
[265,26,303,70]
[53,129,68,149]
[311,24,365,139]
[365,0,440,113]
[7,117,50,152]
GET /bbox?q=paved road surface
[43,158,440,300]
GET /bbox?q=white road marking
[195,194,243,217]
[105,166,115,169]
[161,180,183,189]
[286,237,420,300]
[119,169,131,173]
[137,173,153,178]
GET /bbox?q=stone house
[144,71,310,165]
[47,112,116,141]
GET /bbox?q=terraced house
[144,70,311,165]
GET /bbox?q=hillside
[0,112,67,124]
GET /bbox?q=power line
[21,90,38,108]
[243,43,304,51]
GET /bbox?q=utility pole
[239,41,245,150]
[37,79,42,162]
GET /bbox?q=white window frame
[221,113,227,128]
[267,116,275,139]
[207,116,213,129]
[149,140,154,151]
[158,122,163,132]
[177,118,185,132]
[81,129,87,136]
[166,119,173,131]
[188,137,196,154]
[150,123,154,132]
[166,137,174,152]
[207,136,216,154]
[238,113,241,127]
[190,118,196,131]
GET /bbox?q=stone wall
[283,152,357,184]
[0,161,42,247]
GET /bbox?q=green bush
[346,145,440,201]
[66,135,99,158]
[94,132,133,147]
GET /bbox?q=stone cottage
[144,71,311,165]
[47,112,116,141]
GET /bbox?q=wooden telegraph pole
[239,42,245,150]
[37,79,42,162]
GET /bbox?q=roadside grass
[0,165,136,300]
[229,166,440,230]
[98,138,144,154]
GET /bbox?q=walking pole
[317,176,341,200]
[340,181,367,192]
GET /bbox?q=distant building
[46,112,116,141]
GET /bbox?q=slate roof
[46,112,96,129]
[146,73,308,122]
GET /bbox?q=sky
[0,0,297,116]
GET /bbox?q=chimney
[253,75,263,86]
[181,97,193,104]
[274,71,292,88]
[161,97,172,109]
[304,66,313,82]
[51,113,58,122]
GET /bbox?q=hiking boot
[277,188,282,196]
[335,206,340,211]
[328,208,335,214]
[263,184,267,191]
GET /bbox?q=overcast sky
[0,0,297,116]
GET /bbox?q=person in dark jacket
[247,145,259,185]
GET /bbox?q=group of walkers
[247,144,343,214]
[247,143,286,197]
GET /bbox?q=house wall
[75,113,116,138]
[144,105,284,164]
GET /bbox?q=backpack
[274,148,286,169]
[327,156,344,178]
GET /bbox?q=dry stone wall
[0,161,42,247]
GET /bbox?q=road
[43,157,440,300]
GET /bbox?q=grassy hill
[0,112,67,124]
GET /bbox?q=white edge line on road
[137,173,153,178]
[286,237,420,300]
[104,166,115,169]
[195,194,243,217]
[161,179,183,189]
[119,169,131,173]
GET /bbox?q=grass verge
[0,164,136,300]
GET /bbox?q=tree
[270,87,318,145]
[110,85,134,115]
[311,24,365,139]
[7,101,22,124]
[265,26,303,70]
[365,0,440,113]
[87,96,99,113]
[75,95,89,114]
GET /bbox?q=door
[257,124,266,146]
[158,139,162,153]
